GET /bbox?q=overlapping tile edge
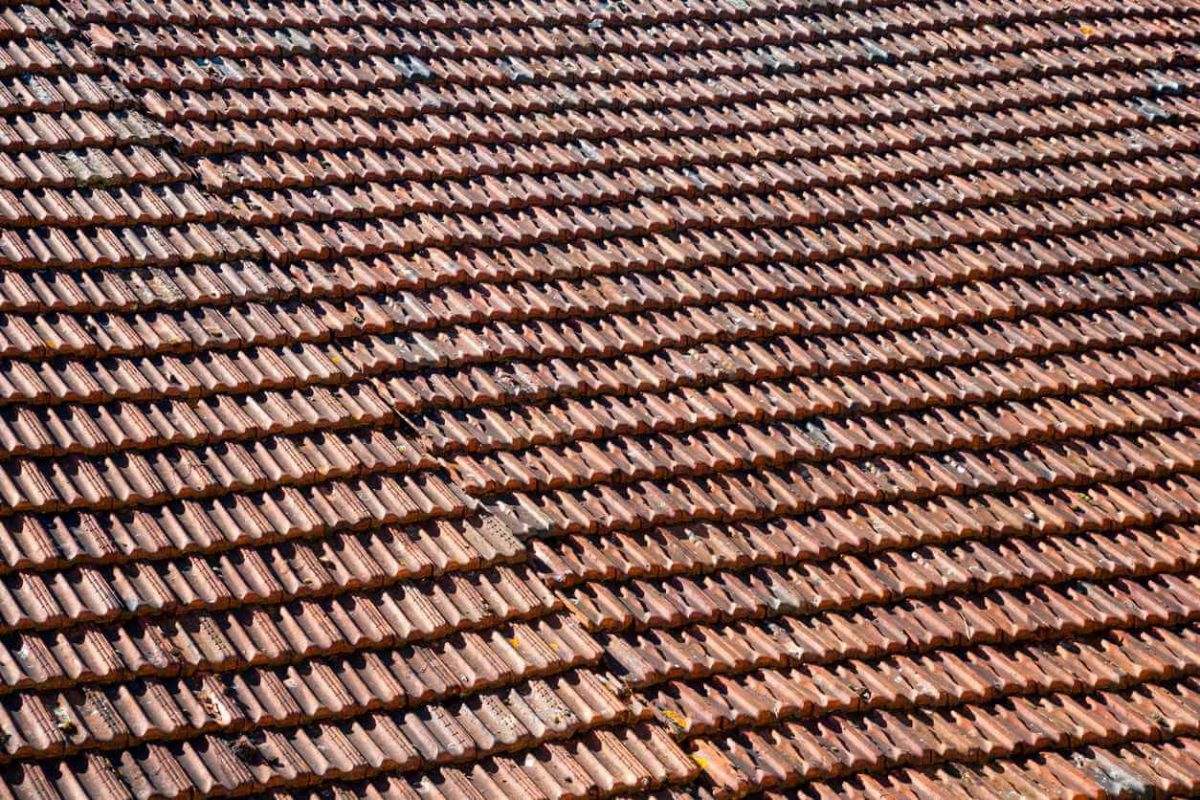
[4,0,1200,797]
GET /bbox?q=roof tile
[7,0,1200,796]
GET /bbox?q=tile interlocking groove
[4,0,1200,797]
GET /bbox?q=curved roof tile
[5,0,1200,797]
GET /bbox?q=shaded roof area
[3,0,1200,798]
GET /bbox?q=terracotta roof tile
[7,0,1200,796]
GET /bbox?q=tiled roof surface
[5,0,1200,797]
